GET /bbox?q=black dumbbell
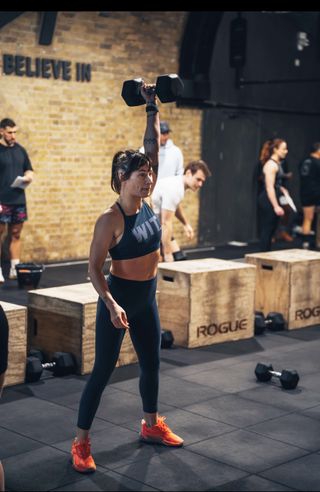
[161,329,174,349]
[254,311,266,335]
[173,250,187,261]
[254,311,286,335]
[255,362,299,390]
[25,351,76,383]
[265,312,286,331]
[121,74,184,106]
[28,348,46,363]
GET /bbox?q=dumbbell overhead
[25,351,76,383]
[121,74,184,106]
[255,363,299,390]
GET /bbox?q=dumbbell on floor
[254,311,266,335]
[121,74,184,106]
[28,348,46,363]
[161,329,174,349]
[254,311,286,335]
[255,362,299,390]
[25,351,76,383]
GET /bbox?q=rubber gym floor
[1,237,320,491]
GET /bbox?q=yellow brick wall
[0,11,203,262]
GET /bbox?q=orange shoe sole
[70,457,96,474]
[139,433,184,447]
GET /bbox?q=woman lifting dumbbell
[71,81,183,474]
[258,138,290,252]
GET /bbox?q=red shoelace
[154,416,170,432]
[74,439,91,459]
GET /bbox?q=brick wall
[0,11,203,262]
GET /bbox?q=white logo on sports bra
[132,216,161,243]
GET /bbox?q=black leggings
[258,191,280,252]
[0,304,9,376]
[77,273,161,430]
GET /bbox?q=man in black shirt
[0,118,34,282]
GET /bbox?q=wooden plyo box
[1,301,27,387]
[28,283,137,375]
[157,258,256,348]
[245,249,320,330]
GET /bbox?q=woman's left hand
[141,82,156,104]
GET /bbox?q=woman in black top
[71,81,183,475]
[258,138,289,251]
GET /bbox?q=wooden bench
[27,283,137,375]
[245,248,320,330]
[157,258,256,348]
[1,301,27,387]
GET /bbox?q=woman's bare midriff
[110,249,160,280]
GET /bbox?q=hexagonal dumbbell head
[28,348,46,364]
[279,369,299,390]
[51,351,77,377]
[25,356,43,383]
[161,329,174,349]
[155,74,184,103]
[255,363,273,382]
[265,312,286,331]
[121,78,145,106]
[254,311,266,335]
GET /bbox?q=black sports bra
[109,201,161,260]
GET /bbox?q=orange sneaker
[71,437,96,473]
[140,416,184,447]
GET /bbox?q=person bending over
[151,160,211,262]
